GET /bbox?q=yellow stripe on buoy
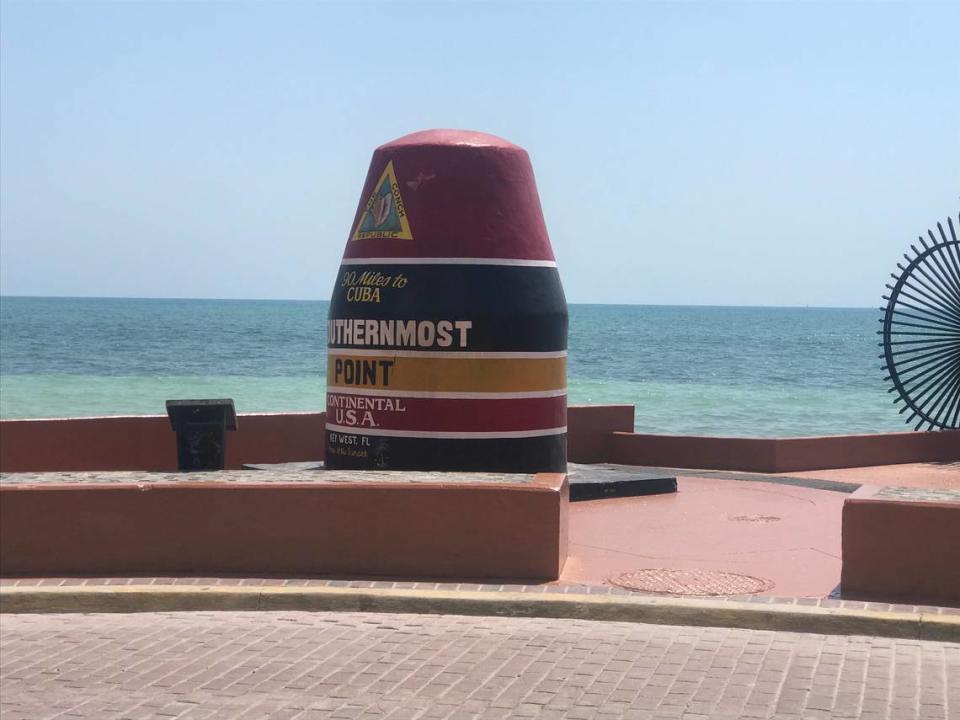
[328,355,566,393]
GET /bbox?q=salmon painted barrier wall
[1,407,957,473]
[0,473,568,580]
[608,429,960,473]
[841,485,960,606]
[0,412,328,473]
[326,130,567,472]
[566,405,636,464]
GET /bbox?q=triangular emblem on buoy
[351,161,414,241]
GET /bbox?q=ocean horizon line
[0,295,876,312]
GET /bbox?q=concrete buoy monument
[326,130,567,472]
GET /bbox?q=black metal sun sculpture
[880,212,960,430]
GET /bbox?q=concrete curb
[1,585,956,642]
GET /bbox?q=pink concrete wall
[566,404,634,463]
[0,413,327,472]
[608,429,960,473]
[773,431,960,472]
[1,408,957,474]
[841,485,960,606]
[609,433,778,472]
[0,474,568,580]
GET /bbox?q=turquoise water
[0,297,907,437]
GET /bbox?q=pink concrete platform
[558,462,957,599]
[561,476,844,598]
[783,462,960,490]
[3,462,956,601]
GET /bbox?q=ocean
[0,296,909,437]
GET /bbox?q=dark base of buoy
[568,464,677,502]
[324,432,567,473]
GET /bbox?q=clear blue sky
[1,1,957,306]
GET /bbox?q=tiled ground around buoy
[562,476,844,598]
[782,461,960,489]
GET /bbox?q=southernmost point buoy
[325,129,567,472]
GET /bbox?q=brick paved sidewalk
[2,612,957,719]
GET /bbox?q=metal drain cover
[608,568,774,596]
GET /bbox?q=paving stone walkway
[1,611,957,719]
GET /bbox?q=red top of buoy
[378,129,521,150]
[342,129,555,262]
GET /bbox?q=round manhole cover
[729,514,781,523]
[608,568,774,596]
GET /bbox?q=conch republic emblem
[326,129,567,472]
[351,161,413,241]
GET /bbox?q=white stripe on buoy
[323,424,567,439]
[327,349,567,359]
[338,257,557,267]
